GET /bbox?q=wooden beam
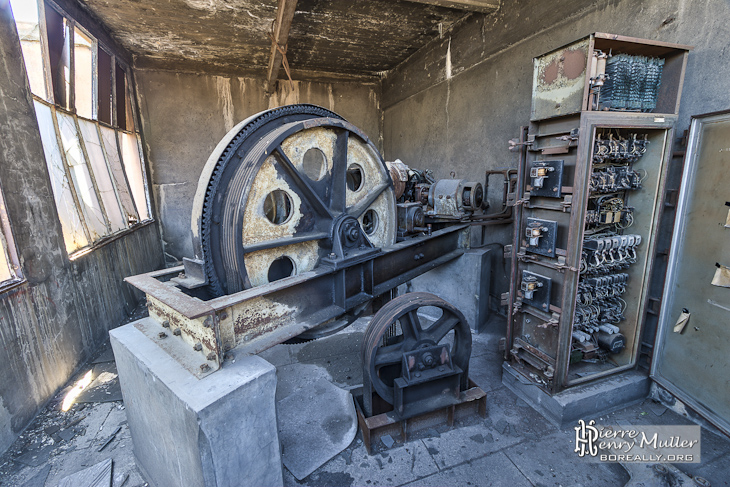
[266,0,298,94]
[403,0,499,13]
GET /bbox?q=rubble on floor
[1,314,729,487]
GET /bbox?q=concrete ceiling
[77,0,497,80]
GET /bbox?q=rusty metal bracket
[538,312,560,328]
[503,244,513,260]
[508,134,535,152]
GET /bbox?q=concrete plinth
[399,248,491,332]
[110,324,283,487]
[502,363,650,429]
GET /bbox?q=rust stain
[147,297,218,356]
[541,59,559,85]
[232,296,296,344]
[562,48,587,80]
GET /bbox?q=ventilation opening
[302,148,326,181]
[264,190,292,224]
[363,209,378,235]
[346,165,364,192]
[268,256,295,282]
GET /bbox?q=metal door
[652,111,730,435]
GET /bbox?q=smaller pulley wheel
[362,292,472,405]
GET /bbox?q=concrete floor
[1,314,729,487]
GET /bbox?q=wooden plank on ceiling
[403,0,499,13]
[266,0,298,94]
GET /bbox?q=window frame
[0,186,25,292]
[12,0,154,259]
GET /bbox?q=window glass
[74,28,94,119]
[118,132,150,221]
[99,126,138,224]
[115,64,127,130]
[9,0,48,100]
[56,112,109,240]
[34,101,89,252]
[15,3,153,256]
[45,5,71,109]
[77,119,126,232]
[0,187,20,286]
[97,48,113,125]
[0,234,13,283]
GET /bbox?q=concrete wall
[135,71,382,261]
[382,0,730,302]
[0,4,165,454]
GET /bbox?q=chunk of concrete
[278,376,357,480]
[110,324,282,487]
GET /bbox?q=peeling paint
[346,137,396,248]
[241,156,304,245]
[80,0,466,76]
[231,295,296,345]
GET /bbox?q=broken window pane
[45,5,71,109]
[9,0,48,100]
[118,132,150,221]
[0,189,19,285]
[115,64,127,130]
[124,75,135,132]
[74,27,94,120]
[34,101,89,253]
[99,126,138,225]
[97,48,113,125]
[56,111,109,240]
[0,233,13,284]
[78,119,126,232]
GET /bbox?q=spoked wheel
[192,105,396,339]
[362,292,472,415]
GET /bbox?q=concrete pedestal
[502,362,650,428]
[110,324,283,487]
[399,248,491,332]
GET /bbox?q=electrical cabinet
[506,34,691,393]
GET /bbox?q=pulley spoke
[362,292,472,410]
[199,105,394,305]
[347,182,389,219]
[399,310,422,342]
[373,343,404,369]
[329,130,349,214]
[423,314,461,343]
[242,231,329,254]
[273,148,333,219]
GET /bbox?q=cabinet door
[653,112,730,435]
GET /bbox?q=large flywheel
[192,105,397,307]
